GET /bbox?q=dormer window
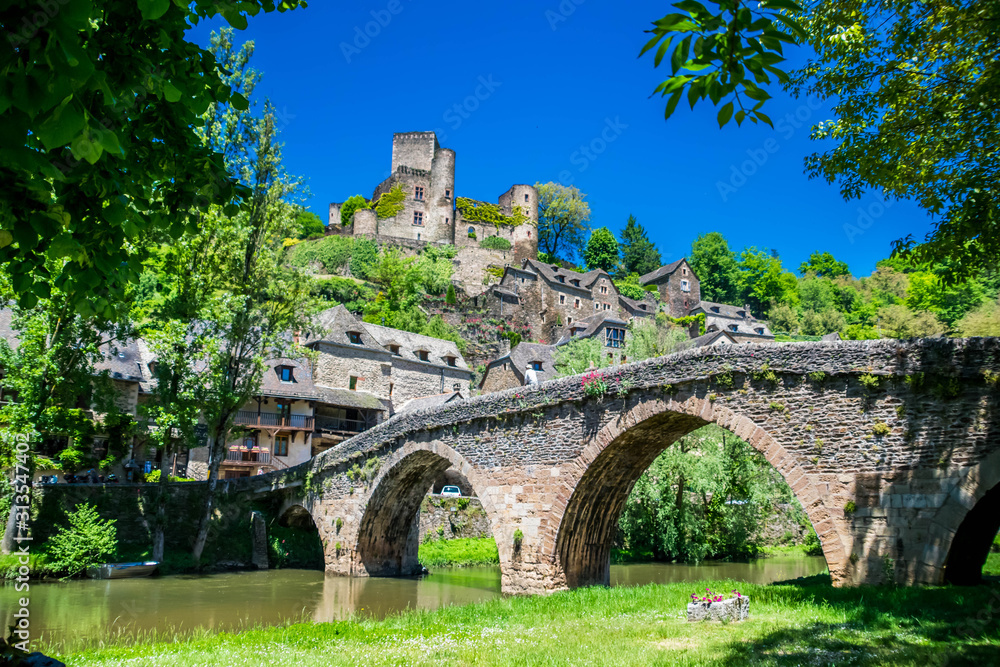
[737,310,746,318]
[729,324,739,332]
[417,350,429,362]
[388,344,401,356]
[755,327,764,335]
[147,361,158,376]
[557,275,565,283]
[530,361,542,371]
[639,304,647,311]
[278,366,294,383]
[414,186,424,200]
[711,306,720,313]
[348,331,363,345]
[445,356,457,367]
[570,279,580,286]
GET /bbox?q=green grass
[63,575,1000,666]
[418,537,499,568]
[986,552,1000,577]
[0,552,56,580]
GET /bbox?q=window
[594,303,599,310]
[279,366,294,383]
[681,280,690,292]
[557,275,565,283]
[574,298,580,308]
[524,193,529,202]
[417,350,429,362]
[274,434,289,457]
[243,433,258,450]
[389,383,394,397]
[711,306,720,313]
[755,327,764,335]
[600,285,608,294]
[571,279,580,286]
[683,267,688,276]
[445,356,457,367]
[604,303,611,310]
[413,211,423,226]
[468,226,475,235]
[453,383,461,392]
[527,230,531,238]
[729,324,739,332]
[559,294,565,304]
[531,361,543,371]
[347,331,363,345]
[414,186,424,200]
[567,317,573,325]
[349,376,358,390]
[737,310,746,318]
[388,344,401,355]
[445,217,449,224]
[417,233,421,240]
[639,304,647,311]
[445,189,451,198]
[147,361,157,376]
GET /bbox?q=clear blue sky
[189,0,932,277]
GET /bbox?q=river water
[2,557,825,650]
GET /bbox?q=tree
[735,247,796,314]
[619,215,662,276]
[956,299,1000,338]
[294,209,326,239]
[799,252,850,278]
[0,0,304,315]
[689,232,740,304]
[340,195,371,226]
[535,182,591,263]
[625,316,690,361]
[583,227,620,273]
[641,0,1000,282]
[768,303,799,334]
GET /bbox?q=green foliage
[871,422,891,437]
[513,528,524,548]
[340,195,371,226]
[807,371,827,384]
[554,337,608,377]
[614,274,647,301]
[294,209,326,240]
[844,501,857,515]
[800,252,850,278]
[479,235,512,251]
[641,0,804,128]
[345,457,381,486]
[619,215,662,276]
[0,552,56,581]
[858,373,882,392]
[625,316,690,362]
[957,298,1000,337]
[665,312,706,336]
[737,247,799,314]
[0,1,305,315]
[267,524,324,570]
[768,302,799,334]
[349,238,379,280]
[581,371,609,399]
[750,363,778,386]
[418,537,499,568]
[44,503,118,578]
[446,284,458,305]
[457,198,530,228]
[374,184,408,219]
[535,182,591,264]
[312,276,374,312]
[618,425,795,563]
[583,227,620,272]
[288,235,356,274]
[689,232,740,304]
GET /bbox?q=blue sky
[189,0,932,277]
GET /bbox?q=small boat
[87,561,159,579]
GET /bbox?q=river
[2,556,826,651]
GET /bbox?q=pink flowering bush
[690,587,744,604]
[581,371,608,398]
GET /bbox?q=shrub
[44,503,117,578]
[445,284,457,305]
[581,371,609,398]
[859,373,881,391]
[457,497,470,510]
[480,235,512,251]
[871,422,891,437]
[513,528,524,548]
[288,235,355,274]
[349,238,379,280]
[802,531,824,556]
[844,500,857,515]
[340,194,370,226]
[750,363,778,385]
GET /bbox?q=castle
[328,132,539,290]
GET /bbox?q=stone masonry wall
[418,495,492,540]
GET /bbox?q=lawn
[65,575,1000,666]
[418,537,499,568]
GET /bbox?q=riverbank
[65,575,1000,666]
[418,537,499,568]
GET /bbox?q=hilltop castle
[328,132,539,289]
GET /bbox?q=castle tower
[499,184,539,264]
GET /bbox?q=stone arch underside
[933,448,1000,585]
[554,397,845,589]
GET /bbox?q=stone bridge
[224,339,1000,595]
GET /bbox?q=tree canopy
[0,0,304,317]
[583,227,620,273]
[619,215,662,276]
[689,232,740,303]
[799,251,850,278]
[535,182,591,264]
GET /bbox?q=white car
[440,485,462,498]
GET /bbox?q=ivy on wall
[457,198,531,229]
[666,312,707,336]
[374,183,407,219]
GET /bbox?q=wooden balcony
[233,411,314,431]
[314,415,367,435]
[225,449,271,465]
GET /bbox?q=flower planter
[686,596,750,622]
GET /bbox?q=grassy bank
[64,575,1000,666]
[418,537,499,568]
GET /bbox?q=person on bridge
[524,363,539,386]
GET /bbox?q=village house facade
[639,258,701,317]
[692,301,776,343]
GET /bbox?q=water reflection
[2,557,826,650]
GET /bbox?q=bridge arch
[348,440,503,577]
[929,449,1000,585]
[552,394,845,589]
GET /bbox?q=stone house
[639,258,700,318]
[479,342,559,394]
[691,300,775,343]
[307,305,474,406]
[556,312,632,366]
[328,132,539,291]
[485,258,654,345]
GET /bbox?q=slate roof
[683,330,739,348]
[556,312,627,344]
[521,258,611,292]
[362,322,471,373]
[395,391,463,414]
[692,300,756,319]
[96,338,145,383]
[308,305,386,353]
[482,342,559,387]
[822,331,842,342]
[258,357,319,400]
[618,294,655,316]
[314,385,388,411]
[639,259,685,285]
